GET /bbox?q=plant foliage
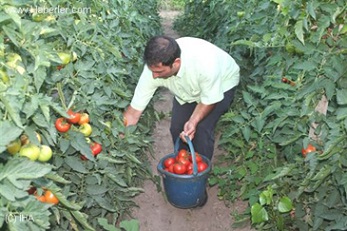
[175,0,347,230]
[0,0,162,230]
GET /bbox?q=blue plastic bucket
[157,136,211,209]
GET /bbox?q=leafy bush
[175,0,347,230]
[0,0,162,230]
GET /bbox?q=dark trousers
[169,87,237,160]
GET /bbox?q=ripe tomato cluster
[55,110,103,160]
[163,149,208,175]
[55,110,92,136]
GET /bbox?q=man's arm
[180,103,215,141]
[123,105,143,126]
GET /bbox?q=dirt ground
[130,11,253,231]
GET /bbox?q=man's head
[144,36,181,79]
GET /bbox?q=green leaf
[0,95,24,128]
[278,196,293,213]
[242,126,251,141]
[120,219,140,231]
[251,203,268,224]
[295,20,305,45]
[98,218,119,231]
[337,89,347,105]
[94,196,117,212]
[0,121,23,147]
[70,210,95,231]
[106,173,128,187]
[264,165,294,181]
[0,158,52,185]
[64,156,89,174]
[4,6,21,28]
[259,189,273,206]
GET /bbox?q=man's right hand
[123,105,142,126]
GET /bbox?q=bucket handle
[174,136,198,176]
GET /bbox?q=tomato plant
[176,0,347,230]
[0,0,162,230]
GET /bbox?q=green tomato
[0,69,9,84]
[57,52,71,65]
[6,139,21,155]
[19,144,40,161]
[237,11,245,17]
[38,145,53,162]
[79,123,92,137]
[32,13,46,22]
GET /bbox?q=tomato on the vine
[55,117,71,133]
[67,109,81,124]
[44,190,59,205]
[78,113,90,125]
[301,144,316,158]
[19,144,41,161]
[6,139,21,154]
[90,142,102,156]
[79,123,92,136]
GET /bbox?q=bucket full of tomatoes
[157,136,211,209]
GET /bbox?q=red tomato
[301,144,316,158]
[44,190,59,205]
[187,163,193,172]
[90,142,102,156]
[173,163,187,174]
[177,149,189,160]
[164,157,176,168]
[55,117,71,133]
[197,161,208,173]
[168,164,174,173]
[67,109,81,124]
[177,156,190,167]
[189,152,203,163]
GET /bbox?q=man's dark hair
[143,35,181,67]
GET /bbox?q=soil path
[130,11,252,231]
